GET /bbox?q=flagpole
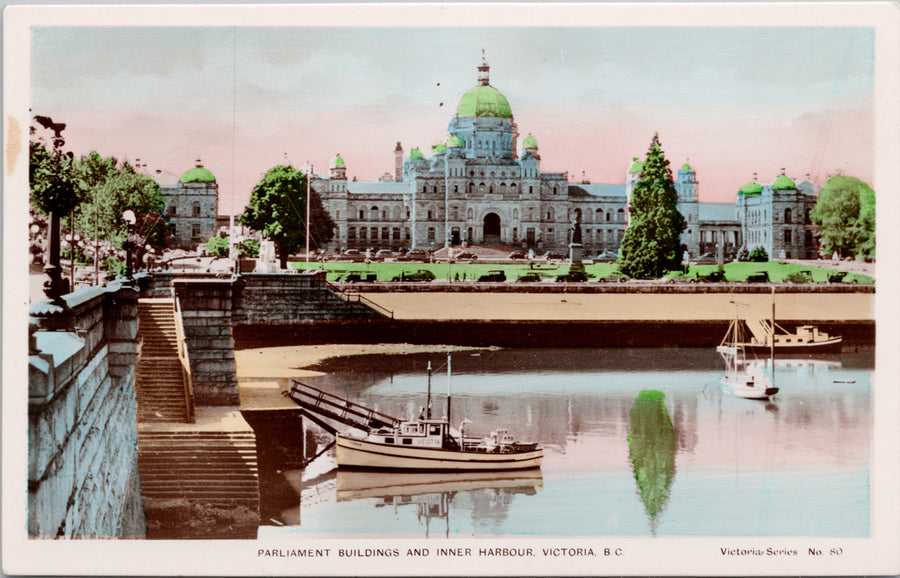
[306,163,312,263]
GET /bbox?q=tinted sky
[32,25,874,214]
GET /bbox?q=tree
[811,176,875,259]
[239,165,335,269]
[617,134,685,278]
[205,235,229,257]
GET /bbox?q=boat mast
[426,361,432,419]
[771,286,776,385]
[446,354,452,430]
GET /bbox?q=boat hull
[721,377,779,400]
[336,434,543,471]
[739,338,843,356]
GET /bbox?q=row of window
[344,205,627,223]
[167,203,206,217]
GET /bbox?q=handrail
[323,280,394,320]
[174,296,196,423]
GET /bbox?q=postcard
[4,2,899,576]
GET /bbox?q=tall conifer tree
[617,133,685,278]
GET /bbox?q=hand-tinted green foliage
[627,390,676,525]
[617,134,685,278]
[746,247,768,262]
[811,176,876,259]
[239,165,335,268]
[205,235,229,257]
[30,141,84,217]
[236,239,260,258]
[102,256,126,276]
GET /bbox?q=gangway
[283,380,401,436]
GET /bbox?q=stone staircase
[137,430,260,539]
[135,298,260,538]
[136,299,191,423]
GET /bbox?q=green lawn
[289,260,872,284]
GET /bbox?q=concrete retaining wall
[28,283,146,537]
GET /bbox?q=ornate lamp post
[122,210,136,281]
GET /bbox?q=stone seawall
[233,318,874,349]
[28,283,146,537]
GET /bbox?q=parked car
[340,249,366,262]
[696,269,726,282]
[508,251,526,260]
[746,271,770,283]
[592,251,617,262]
[786,270,815,284]
[516,272,543,282]
[477,270,507,282]
[372,249,394,261]
[556,270,588,282]
[392,269,435,282]
[397,250,427,262]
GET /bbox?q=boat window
[429,425,441,436]
[402,438,412,445]
[384,437,394,444]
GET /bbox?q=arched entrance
[483,213,501,243]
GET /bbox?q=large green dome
[180,166,216,183]
[772,175,797,190]
[739,182,763,196]
[456,84,513,118]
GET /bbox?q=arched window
[548,208,555,221]
[468,182,475,194]
[606,211,612,222]
[427,210,433,220]
[370,206,379,220]
[574,208,582,221]
[382,209,388,220]
[489,185,493,194]
[784,208,792,223]
[433,186,438,193]
[467,208,474,220]
[596,208,603,221]
[617,209,625,222]
[359,209,365,220]
[192,202,201,217]
[499,183,507,194]
[406,206,411,219]
[513,208,519,220]
[510,183,517,192]
[479,182,486,194]
[552,187,557,195]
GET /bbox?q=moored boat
[739,318,842,355]
[717,301,779,400]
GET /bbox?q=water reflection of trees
[627,390,676,534]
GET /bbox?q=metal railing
[323,280,394,319]
[174,296,196,423]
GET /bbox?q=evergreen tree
[617,134,685,278]
[239,165,335,269]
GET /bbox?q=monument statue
[570,217,582,245]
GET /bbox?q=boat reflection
[336,469,543,537]
[627,390,676,534]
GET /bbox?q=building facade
[153,160,219,248]
[306,58,820,260]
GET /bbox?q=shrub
[236,239,260,257]
[61,246,92,266]
[205,235,229,257]
[746,247,768,262]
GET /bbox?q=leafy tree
[239,165,335,269]
[811,176,876,259]
[30,140,84,218]
[617,134,684,278]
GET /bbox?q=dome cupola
[180,159,216,183]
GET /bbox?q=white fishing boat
[717,302,779,400]
[286,356,542,472]
[738,318,842,355]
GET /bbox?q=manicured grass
[289,259,872,284]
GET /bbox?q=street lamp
[122,210,136,280]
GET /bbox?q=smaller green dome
[432,143,447,154]
[180,166,216,183]
[522,135,538,150]
[681,163,693,171]
[629,157,644,173]
[330,154,345,169]
[772,175,797,190]
[445,135,463,148]
[739,182,763,196]
[409,147,424,160]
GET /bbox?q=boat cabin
[371,420,449,448]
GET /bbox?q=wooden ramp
[285,380,400,435]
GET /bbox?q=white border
[4,3,899,576]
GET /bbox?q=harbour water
[259,347,872,538]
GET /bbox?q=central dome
[456,84,512,118]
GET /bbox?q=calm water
[260,347,872,538]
